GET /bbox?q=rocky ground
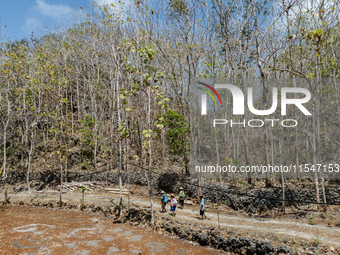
[1,206,220,255]
[1,184,340,255]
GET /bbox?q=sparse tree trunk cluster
[0,0,339,216]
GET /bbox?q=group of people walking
[160,187,206,219]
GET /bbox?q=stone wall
[176,179,340,212]
[2,170,340,212]
[1,170,152,187]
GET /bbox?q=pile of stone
[57,181,103,193]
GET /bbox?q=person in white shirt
[170,194,177,216]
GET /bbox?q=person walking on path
[178,187,185,209]
[170,194,177,216]
[200,195,206,220]
[161,191,168,212]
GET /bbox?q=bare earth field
[0,205,220,255]
[1,187,340,254]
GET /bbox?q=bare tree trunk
[278,133,285,213]
[321,176,327,204]
[313,146,320,206]
[241,128,250,184]
[2,119,9,177]
[215,134,221,182]
[117,81,123,217]
[264,130,271,187]
[252,0,271,187]
[65,144,68,182]
[282,172,285,213]
[148,86,154,225]
[27,130,34,193]
[59,164,63,207]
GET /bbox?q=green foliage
[81,162,87,170]
[137,46,154,64]
[81,186,87,193]
[160,110,190,157]
[232,158,239,165]
[224,158,231,163]
[118,122,129,138]
[168,0,189,17]
[308,214,316,225]
[224,200,231,207]
[311,238,320,246]
[78,115,100,159]
[82,115,95,128]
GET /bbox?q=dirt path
[125,198,340,246]
[3,191,340,247]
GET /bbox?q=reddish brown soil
[0,206,220,255]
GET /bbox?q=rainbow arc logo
[197,82,222,106]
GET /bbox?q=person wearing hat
[200,195,206,220]
[170,194,177,216]
[160,191,168,212]
[178,187,185,209]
